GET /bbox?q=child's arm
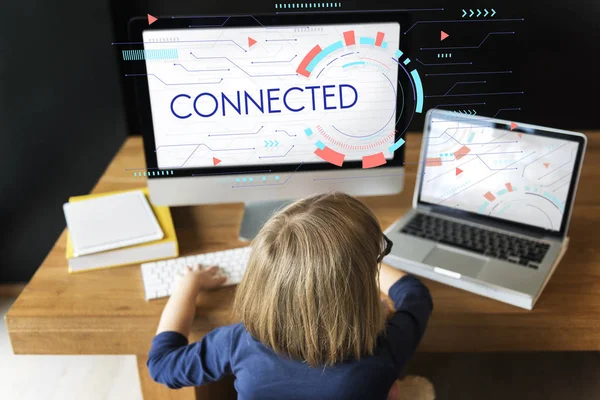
[379,263,407,294]
[379,265,433,371]
[148,265,230,389]
[157,265,226,337]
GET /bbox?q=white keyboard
[141,247,251,300]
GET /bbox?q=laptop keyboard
[400,213,550,270]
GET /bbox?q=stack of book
[63,188,178,273]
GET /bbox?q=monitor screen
[419,117,581,232]
[141,22,400,169]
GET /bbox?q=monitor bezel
[127,12,412,179]
[415,109,587,238]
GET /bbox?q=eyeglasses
[377,235,393,263]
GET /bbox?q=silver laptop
[383,109,587,309]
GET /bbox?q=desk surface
[6,133,600,356]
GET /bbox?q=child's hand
[381,296,394,320]
[174,265,227,294]
[156,265,227,336]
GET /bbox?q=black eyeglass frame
[377,235,394,263]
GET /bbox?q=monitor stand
[239,200,292,242]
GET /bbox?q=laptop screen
[419,112,585,233]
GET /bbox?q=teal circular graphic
[296,30,423,168]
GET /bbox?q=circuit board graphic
[140,22,410,169]
[420,119,578,231]
[116,7,527,183]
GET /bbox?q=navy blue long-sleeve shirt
[148,275,433,399]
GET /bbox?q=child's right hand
[174,265,228,294]
[156,265,227,337]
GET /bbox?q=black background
[1,0,598,282]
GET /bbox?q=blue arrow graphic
[469,9,474,17]
[477,9,481,17]
[491,8,496,17]
[275,140,279,146]
[484,9,489,17]
[462,9,467,17]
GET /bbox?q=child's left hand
[174,265,228,294]
[381,296,394,320]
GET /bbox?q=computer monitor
[128,13,411,238]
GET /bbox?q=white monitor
[129,13,413,236]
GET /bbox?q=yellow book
[66,188,178,273]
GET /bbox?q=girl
[148,192,433,399]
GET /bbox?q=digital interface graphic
[140,22,413,169]
[116,6,527,182]
[420,117,579,231]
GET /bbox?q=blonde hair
[234,192,386,367]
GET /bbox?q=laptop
[383,109,587,309]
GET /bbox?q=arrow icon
[491,8,496,17]
[510,122,518,131]
[147,14,158,25]
[477,9,481,17]
[212,157,221,166]
[469,9,474,17]
[484,9,489,17]
[440,31,449,41]
[264,140,280,147]
[454,109,478,115]
[248,37,257,47]
[462,9,467,17]
[456,167,463,176]
[543,163,550,169]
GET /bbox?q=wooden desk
[6,132,600,399]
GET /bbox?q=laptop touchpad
[423,246,486,278]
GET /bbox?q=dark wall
[112,0,600,134]
[0,1,127,282]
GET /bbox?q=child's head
[234,192,387,367]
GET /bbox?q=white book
[66,238,178,273]
[63,190,164,257]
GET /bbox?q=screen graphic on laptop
[420,117,580,232]
[142,22,400,169]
